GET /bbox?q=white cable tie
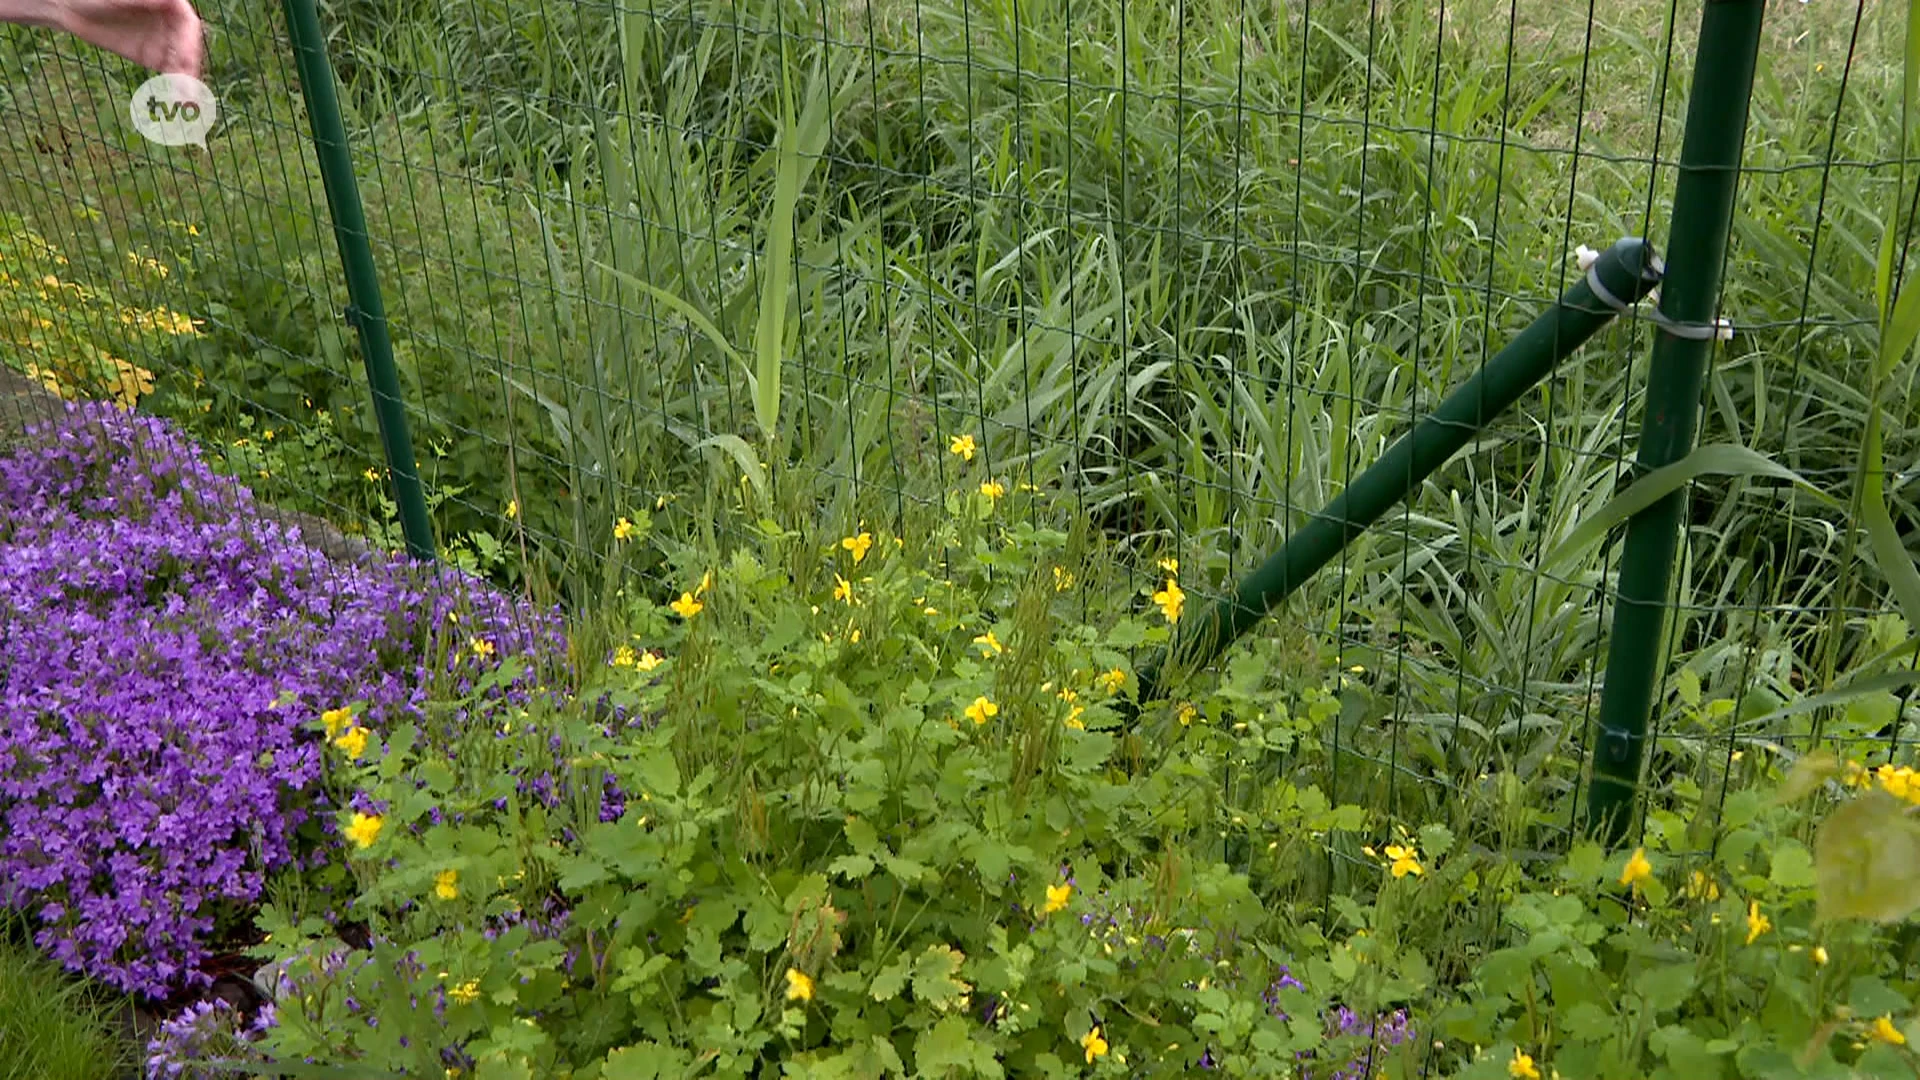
[1583,252,1732,342]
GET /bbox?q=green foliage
[0,920,133,1080]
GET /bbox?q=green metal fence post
[1132,237,1665,710]
[281,0,438,562]
[1584,0,1766,845]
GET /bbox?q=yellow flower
[333,725,369,760]
[448,979,481,1005]
[1152,579,1185,623]
[697,570,713,596]
[784,967,815,1002]
[1064,705,1086,730]
[635,650,663,672]
[841,532,874,564]
[833,575,855,605]
[1872,1016,1907,1046]
[1685,870,1720,901]
[363,467,381,482]
[980,480,1006,501]
[611,645,637,668]
[344,812,384,850]
[1619,848,1652,889]
[1177,703,1198,727]
[1877,764,1920,804]
[434,869,459,901]
[1097,668,1127,694]
[613,517,636,541]
[470,637,495,660]
[1384,843,1424,878]
[949,433,977,461]
[320,707,354,738]
[670,592,704,619]
[1081,1026,1109,1064]
[505,499,518,520]
[1812,945,1829,965]
[1508,1050,1540,1080]
[1158,557,1179,575]
[965,696,999,726]
[973,630,1003,657]
[1745,900,1772,945]
[1053,566,1075,591]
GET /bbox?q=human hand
[0,0,203,78]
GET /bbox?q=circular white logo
[129,74,218,149]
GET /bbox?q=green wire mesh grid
[2,0,1917,914]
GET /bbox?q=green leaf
[1814,791,1920,924]
[827,853,875,881]
[870,954,911,1002]
[1543,444,1836,572]
[910,944,970,1008]
[692,434,770,503]
[1770,841,1818,891]
[601,1042,689,1080]
[1633,963,1696,1013]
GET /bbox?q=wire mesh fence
[3,0,1917,953]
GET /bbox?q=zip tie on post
[1575,242,1733,342]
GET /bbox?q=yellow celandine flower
[1619,847,1652,889]
[1876,764,1920,804]
[974,630,1003,657]
[980,480,1006,501]
[448,979,481,1005]
[950,433,977,461]
[344,812,383,850]
[1812,945,1829,965]
[1097,668,1127,694]
[505,499,518,520]
[1158,557,1179,575]
[965,696,999,726]
[363,467,381,482]
[1064,705,1086,730]
[1053,566,1075,591]
[1746,900,1772,945]
[636,651,663,673]
[1081,1026,1109,1064]
[670,592,703,619]
[785,967,815,1002]
[333,725,369,760]
[1872,1016,1908,1046]
[611,645,637,669]
[321,707,354,738]
[613,517,636,541]
[834,575,855,604]
[1384,843,1423,878]
[1044,882,1073,914]
[434,869,459,901]
[1057,687,1079,703]
[1686,870,1720,901]
[1177,703,1199,727]
[842,532,874,564]
[1508,1050,1541,1080]
[1152,579,1185,623]
[471,638,495,660]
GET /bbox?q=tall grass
[3,0,1916,855]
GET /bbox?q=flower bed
[0,402,564,998]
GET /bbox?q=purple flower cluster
[143,998,276,1079]
[0,402,566,997]
[1195,967,1415,1076]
